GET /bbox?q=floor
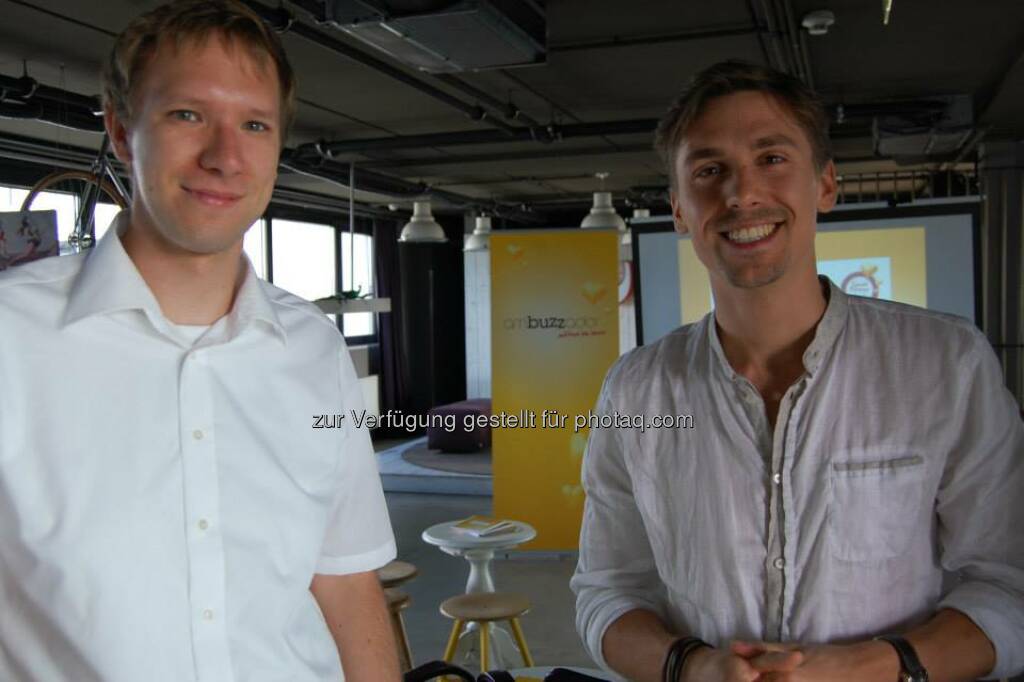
[377,436,491,496]
[384,491,595,673]
[376,437,597,673]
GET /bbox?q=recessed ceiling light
[801,10,836,36]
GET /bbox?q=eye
[763,153,786,165]
[694,164,721,179]
[170,110,199,122]
[244,120,272,133]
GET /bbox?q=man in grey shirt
[571,61,1024,682]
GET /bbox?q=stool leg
[393,610,413,671]
[442,620,463,662]
[479,622,489,673]
[509,617,534,667]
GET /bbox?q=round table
[422,518,537,669]
[421,519,536,594]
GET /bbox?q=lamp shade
[464,215,492,251]
[399,200,448,243]
[581,191,626,231]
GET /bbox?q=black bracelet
[661,640,680,682]
[663,636,712,682]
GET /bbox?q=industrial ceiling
[0,0,1021,222]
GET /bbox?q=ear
[670,190,689,235]
[103,106,133,166]
[816,159,838,214]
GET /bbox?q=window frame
[0,170,379,344]
[264,204,378,345]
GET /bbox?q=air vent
[874,95,974,161]
[324,0,546,73]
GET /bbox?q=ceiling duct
[322,0,546,73]
[873,95,974,162]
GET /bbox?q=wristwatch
[876,635,929,682]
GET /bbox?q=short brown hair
[102,0,296,140]
[654,60,832,185]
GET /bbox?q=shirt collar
[63,211,287,345]
[707,275,849,379]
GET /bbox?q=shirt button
[198,519,209,531]
[773,557,785,570]
[772,473,782,485]
[202,609,214,621]
[192,429,204,441]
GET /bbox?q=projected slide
[818,258,892,300]
[678,226,928,323]
[636,209,975,345]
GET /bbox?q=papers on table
[453,515,518,538]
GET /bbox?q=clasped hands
[681,639,882,682]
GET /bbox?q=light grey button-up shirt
[571,280,1024,678]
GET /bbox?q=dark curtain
[373,218,407,434]
[372,213,467,438]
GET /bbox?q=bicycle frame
[68,134,130,252]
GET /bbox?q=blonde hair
[102,0,296,139]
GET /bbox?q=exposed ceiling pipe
[279,149,542,222]
[549,25,760,53]
[777,0,809,83]
[829,100,948,119]
[432,73,543,129]
[304,101,937,157]
[0,97,103,132]
[797,29,815,90]
[0,131,107,171]
[242,0,521,136]
[748,0,792,73]
[360,144,653,169]
[0,101,41,119]
[780,0,816,88]
[0,73,101,113]
[300,118,658,156]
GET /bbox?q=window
[270,218,336,302]
[1,185,76,246]
[243,219,267,279]
[4,179,377,341]
[340,231,375,337]
[1,185,122,248]
[93,203,121,241]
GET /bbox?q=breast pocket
[829,454,930,563]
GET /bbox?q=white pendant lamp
[399,200,448,243]
[581,191,627,232]
[463,215,492,252]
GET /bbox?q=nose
[724,164,762,209]
[198,123,245,176]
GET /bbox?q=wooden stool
[439,592,534,673]
[377,560,419,589]
[385,588,415,671]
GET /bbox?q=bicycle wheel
[20,169,128,212]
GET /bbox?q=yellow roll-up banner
[491,229,620,551]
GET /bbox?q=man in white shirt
[0,1,399,680]
[571,61,1024,682]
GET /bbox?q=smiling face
[105,34,281,259]
[670,90,837,292]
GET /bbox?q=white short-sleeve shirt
[0,214,396,682]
